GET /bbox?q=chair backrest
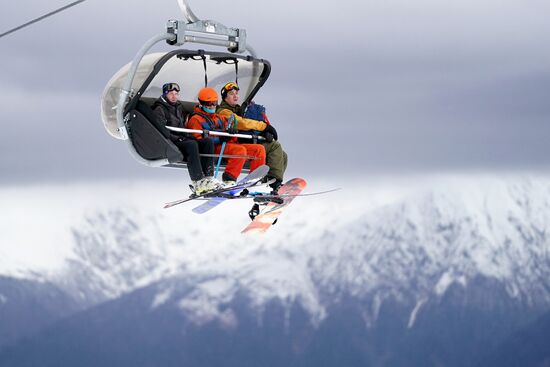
[135,100,170,139]
[127,100,184,163]
[140,97,196,115]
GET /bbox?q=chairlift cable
[0,0,87,39]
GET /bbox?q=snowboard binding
[253,196,284,205]
[248,203,260,220]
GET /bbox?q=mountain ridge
[1,175,549,322]
[1,175,549,366]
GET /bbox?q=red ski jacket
[186,106,236,145]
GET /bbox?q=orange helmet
[197,87,218,103]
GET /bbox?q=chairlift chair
[100,2,269,172]
[0,0,271,173]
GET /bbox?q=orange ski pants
[215,143,266,179]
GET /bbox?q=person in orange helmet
[186,87,266,185]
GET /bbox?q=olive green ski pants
[261,140,288,181]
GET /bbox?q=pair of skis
[163,165,270,210]
[192,175,309,234]
[164,165,335,233]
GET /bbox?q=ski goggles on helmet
[222,82,239,92]
[200,100,217,107]
[221,82,239,98]
[162,83,180,93]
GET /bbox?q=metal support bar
[200,153,257,159]
[166,126,265,141]
[245,44,257,58]
[177,0,200,23]
[116,32,176,167]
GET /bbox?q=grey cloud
[1,0,549,183]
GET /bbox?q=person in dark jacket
[153,82,222,194]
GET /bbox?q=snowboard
[241,178,307,234]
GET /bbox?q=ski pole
[214,114,235,178]
[214,142,226,178]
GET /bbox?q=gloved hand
[263,124,278,141]
[218,135,231,143]
[227,126,238,135]
[263,132,274,143]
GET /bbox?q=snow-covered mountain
[0,177,386,302]
[307,176,550,325]
[1,176,550,314]
[1,174,549,366]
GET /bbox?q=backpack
[243,101,267,122]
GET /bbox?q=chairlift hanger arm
[177,0,199,23]
[173,0,248,54]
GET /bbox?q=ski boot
[269,179,283,195]
[222,172,237,188]
[191,177,222,196]
[205,176,224,191]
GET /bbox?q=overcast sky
[1,0,549,184]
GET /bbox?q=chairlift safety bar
[166,126,265,141]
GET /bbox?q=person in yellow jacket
[217,82,288,193]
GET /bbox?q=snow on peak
[1,174,549,324]
[306,175,550,308]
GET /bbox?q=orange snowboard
[241,178,307,234]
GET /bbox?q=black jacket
[152,97,189,142]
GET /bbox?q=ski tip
[284,177,307,187]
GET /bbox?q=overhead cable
[0,0,87,39]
